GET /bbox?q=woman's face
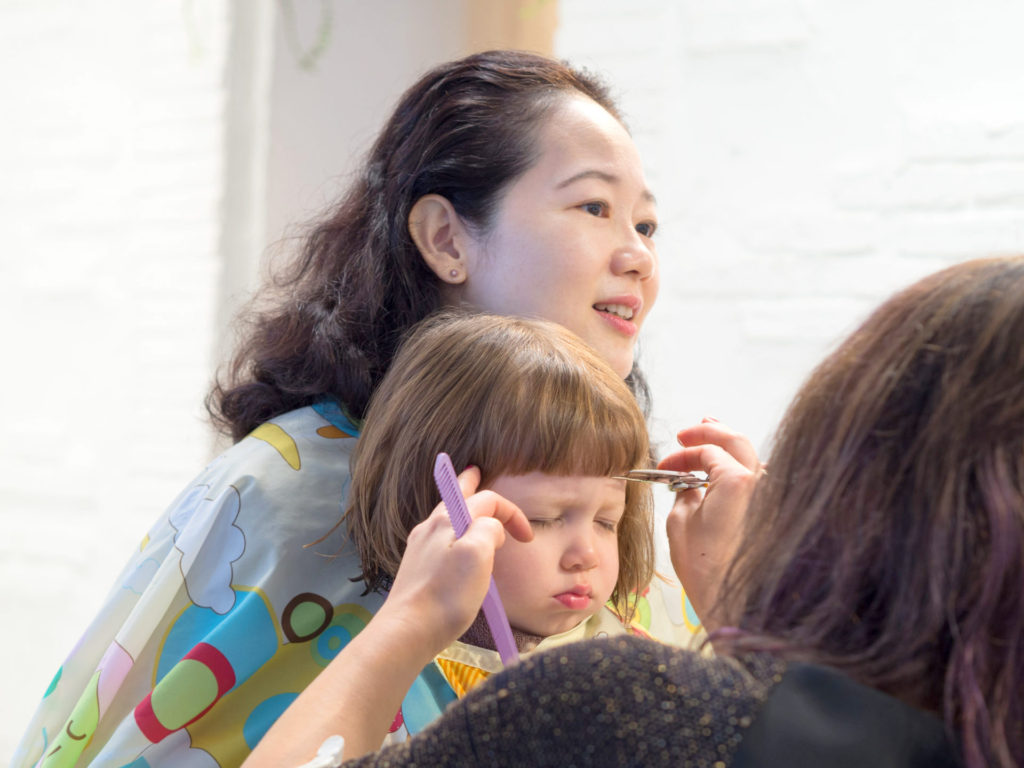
[457,96,660,379]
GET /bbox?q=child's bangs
[471,355,650,483]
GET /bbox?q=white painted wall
[556,0,1024,460]
[0,0,230,757]
[6,0,1024,760]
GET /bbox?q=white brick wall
[556,0,1024,458]
[0,0,230,756]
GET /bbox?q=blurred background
[4,0,1024,757]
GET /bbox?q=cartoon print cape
[12,404,699,768]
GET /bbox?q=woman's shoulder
[489,637,779,741]
[401,637,782,767]
[513,634,781,697]
[142,402,369,596]
[732,660,962,768]
[464,639,959,766]
[197,405,359,490]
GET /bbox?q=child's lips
[553,590,592,610]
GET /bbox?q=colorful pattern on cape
[11,405,697,768]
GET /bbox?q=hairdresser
[12,50,762,768]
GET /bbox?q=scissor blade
[613,469,709,490]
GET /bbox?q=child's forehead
[484,471,628,505]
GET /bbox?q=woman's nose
[611,229,656,281]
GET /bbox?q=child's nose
[561,529,598,571]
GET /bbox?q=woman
[249,256,1023,768]
[13,50,750,768]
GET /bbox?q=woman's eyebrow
[556,169,657,204]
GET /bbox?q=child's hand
[378,466,533,656]
[657,418,764,628]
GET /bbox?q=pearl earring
[449,269,459,279]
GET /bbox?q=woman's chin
[607,350,636,380]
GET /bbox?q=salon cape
[12,403,698,768]
[431,607,654,702]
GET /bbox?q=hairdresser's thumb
[457,465,481,498]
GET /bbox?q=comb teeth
[434,453,471,536]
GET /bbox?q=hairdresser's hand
[378,466,533,657]
[658,417,763,627]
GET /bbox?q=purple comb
[433,452,519,665]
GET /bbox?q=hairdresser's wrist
[372,600,456,665]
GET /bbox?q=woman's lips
[594,307,639,336]
[554,591,592,610]
[593,295,641,337]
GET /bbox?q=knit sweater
[342,636,962,768]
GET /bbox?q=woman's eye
[581,201,606,217]
[597,520,618,533]
[635,221,657,237]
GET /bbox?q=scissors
[613,468,709,491]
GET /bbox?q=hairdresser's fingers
[658,445,743,475]
[658,442,746,518]
[452,466,531,541]
[659,419,764,518]
[387,508,498,649]
[657,421,762,624]
[666,490,739,624]
[456,465,482,497]
[665,498,720,623]
[661,442,760,625]
[664,483,706,517]
[663,443,760,522]
[670,419,761,472]
[465,490,533,543]
[658,443,749,479]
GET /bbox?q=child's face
[487,472,625,639]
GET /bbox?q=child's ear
[408,194,472,286]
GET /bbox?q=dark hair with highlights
[207,49,650,441]
[343,311,654,621]
[714,256,1024,768]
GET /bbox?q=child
[339,310,655,735]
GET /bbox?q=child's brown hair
[345,310,654,620]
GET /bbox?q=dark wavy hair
[208,49,650,441]
[714,256,1024,768]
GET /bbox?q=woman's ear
[408,194,471,285]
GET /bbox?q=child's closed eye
[529,518,558,529]
[596,519,618,533]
